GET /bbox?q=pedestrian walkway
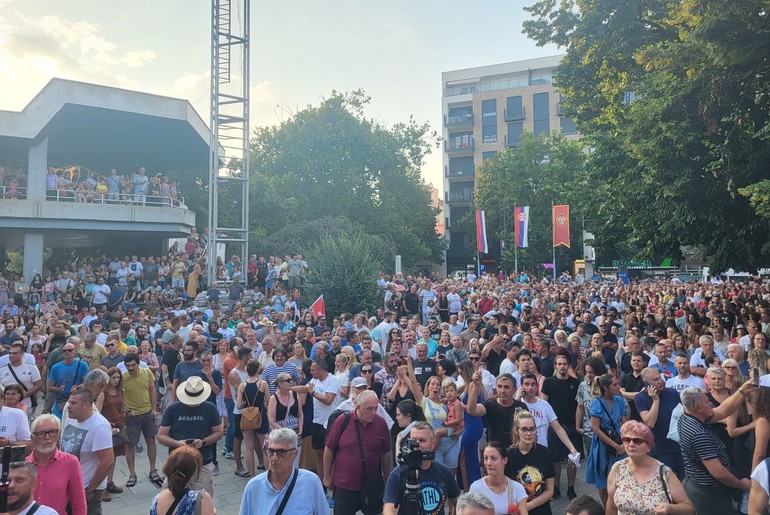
[106,440,599,514]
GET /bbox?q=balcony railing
[445,166,475,178]
[506,133,521,148]
[445,139,475,153]
[0,185,186,208]
[445,113,474,127]
[504,107,525,122]
[446,190,473,203]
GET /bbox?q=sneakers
[224,451,235,459]
[213,464,220,476]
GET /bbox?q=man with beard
[170,342,203,402]
[402,285,420,318]
[3,463,58,514]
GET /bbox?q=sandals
[149,470,164,487]
[126,476,137,488]
[235,469,250,478]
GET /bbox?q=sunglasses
[62,349,75,353]
[266,448,295,457]
[361,369,373,374]
[621,437,646,445]
[469,357,480,361]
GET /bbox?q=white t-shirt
[689,347,726,369]
[92,284,110,304]
[0,353,36,367]
[751,459,770,510]
[0,406,31,442]
[60,412,113,489]
[469,477,527,514]
[499,358,517,377]
[309,374,340,426]
[666,374,705,392]
[16,502,58,515]
[0,362,41,407]
[523,398,558,446]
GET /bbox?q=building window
[481,99,497,143]
[533,92,550,136]
[482,151,498,160]
[507,122,523,147]
[446,107,473,126]
[560,117,577,135]
[448,156,475,177]
[505,96,524,121]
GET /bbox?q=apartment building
[442,55,576,274]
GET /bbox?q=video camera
[397,438,435,469]
[0,446,27,512]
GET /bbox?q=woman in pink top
[26,414,87,515]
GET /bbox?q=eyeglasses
[621,437,646,445]
[361,369,373,374]
[105,343,115,348]
[518,427,536,433]
[32,429,59,438]
[469,357,480,361]
[266,447,296,457]
[722,365,737,370]
[62,349,75,353]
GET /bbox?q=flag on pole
[309,295,326,319]
[514,206,529,248]
[475,210,488,253]
[553,204,571,247]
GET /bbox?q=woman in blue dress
[457,359,485,490]
[585,373,628,507]
[150,446,214,515]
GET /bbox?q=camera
[397,438,434,468]
[0,446,27,512]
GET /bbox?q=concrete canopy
[0,78,212,173]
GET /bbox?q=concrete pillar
[22,233,44,282]
[27,137,48,200]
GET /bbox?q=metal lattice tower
[207,0,250,284]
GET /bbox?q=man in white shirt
[0,343,42,411]
[376,311,399,352]
[666,354,705,392]
[60,389,113,514]
[300,359,340,489]
[689,335,725,377]
[91,278,110,309]
[498,342,518,377]
[0,387,31,447]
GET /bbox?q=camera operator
[384,422,461,515]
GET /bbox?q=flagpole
[476,250,480,277]
[552,202,557,282]
[513,202,518,274]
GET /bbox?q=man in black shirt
[466,372,527,447]
[402,285,419,317]
[619,352,646,421]
[481,334,505,376]
[160,334,183,409]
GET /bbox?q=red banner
[552,205,570,248]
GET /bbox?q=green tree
[248,90,445,270]
[304,232,382,316]
[474,132,588,273]
[523,0,770,271]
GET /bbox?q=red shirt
[27,448,87,515]
[325,410,390,491]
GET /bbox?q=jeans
[225,398,235,453]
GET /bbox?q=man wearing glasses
[48,341,89,417]
[99,336,125,371]
[239,428,329,514]
[26,414,87,515]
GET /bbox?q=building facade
[442,55,577,275]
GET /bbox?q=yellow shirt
[122,367,154,414]
[78,343,107,371]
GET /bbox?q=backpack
[240,382,263,431]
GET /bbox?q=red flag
[552,205,570,248]
[309,295,325,319]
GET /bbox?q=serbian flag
[553,204,571,247]
[514,206,529,248]
[476,210,488,253]
[309,295,325,319]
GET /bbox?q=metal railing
[0,185,186,208]
[445,139,475,153]
[504,107,525,121]
[445,113,474,127]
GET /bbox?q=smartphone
[185,438,194,445]
[753,367,760,388]
[644,381,653,389]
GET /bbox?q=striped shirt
[677,412,731,486]
[261,363,301,395]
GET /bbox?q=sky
[0,0,560,190]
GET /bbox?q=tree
[304,232,382,316]
[248,90,445,271]
[523,0,770,271]
[474,132,588,273]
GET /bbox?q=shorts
[171,278,185,289]
[547,424,582,462]
[334,486,382,515]
[126,411,158,445]
[312,423,327,450]
[288,276,300,289]
[434,435,460,469]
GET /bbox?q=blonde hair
[340,346,358,367]
[511,410,537,448]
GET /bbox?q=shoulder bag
[354,418,385,511]
[276,469,299,515]
[598,398,623,455]
[240,381,263,431]
[658,464,672,503]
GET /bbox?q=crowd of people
[1,258,770,514]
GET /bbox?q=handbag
[240,381,262,431]
[598,398,623,455]
[112,427,128,447]
[354,418,385,510]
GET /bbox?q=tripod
[399,466,424,515]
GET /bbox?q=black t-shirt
[541,376,580,425]
[161,347,181,381]
[505,444,555,515]
[436,344,452,359]
[482,400,529,447]
[404,293,419,313]
[160,401,221,465]
[484,347,505,376]
[620,372,645,421]
[620,352,650,376]
[535,353,555,377]
[413,358,436,389]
